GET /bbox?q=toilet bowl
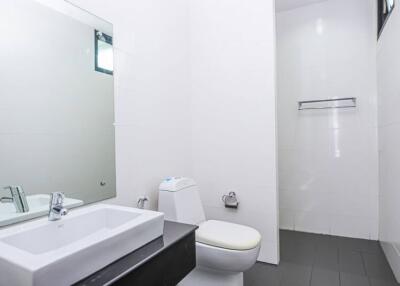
[158,177,261,286]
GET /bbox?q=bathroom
[0,0,398,285]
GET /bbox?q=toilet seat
[196,220,261,251]
[195,241,261,273]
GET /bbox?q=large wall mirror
[0,0,116,226]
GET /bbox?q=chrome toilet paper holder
[222,192,239,209]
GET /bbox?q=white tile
[279,208,295,230]
[294,211,330,234]
[330,215,373,239]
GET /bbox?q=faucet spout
[48,192,68,221]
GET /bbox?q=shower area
[276,0,379,240]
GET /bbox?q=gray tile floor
[244,230,399,286]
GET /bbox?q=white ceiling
[276,0,328,12]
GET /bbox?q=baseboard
[381,241,400,283]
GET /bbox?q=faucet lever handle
[51,192,65,203]
[50,192,65,205]
[57,193,65,204]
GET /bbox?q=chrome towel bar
[298,97,357,110]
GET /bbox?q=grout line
[337,248,342,286]
[360,251,368,276]
[359,250,372,286]
[309,239,318,286]
[336,247,340,267]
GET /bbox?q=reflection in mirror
[95,30,114,75]
[0,0,116,226]
[378,0,395,38]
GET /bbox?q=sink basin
[0,194,83,226]
[0,204,164,286]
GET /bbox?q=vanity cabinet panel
[115,232,195,286]
[75,221,197,286]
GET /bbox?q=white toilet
[158,177,261,286]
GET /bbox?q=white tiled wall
[189,0,278,264]
[277,0,379,240]
[377,1,400,281]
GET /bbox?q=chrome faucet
[1,186,29,213]
[48,192,68,221]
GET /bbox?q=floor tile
[333,236,383,255]
[365,241,385,255]
[363,252,397,282]
[244,262,282,286]
[280,262,312,286]
[339,250,366,275]
[369,278,400,286]
[340,272,370,286]
[282,230,317,247]
[310,268,340,286]
[245,231,397,286]
[334,236,371,253]
[281,242,316,265]
[280,230,294,242]
[244,270,254,286]
[316,235,340,252]
[314,247,339,271]
[244,277,252,286]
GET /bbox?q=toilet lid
[196,220,261,251]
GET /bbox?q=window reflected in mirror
[378,0,395,38]
[95,30,113,75]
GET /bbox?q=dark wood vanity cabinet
[74,222,197,286]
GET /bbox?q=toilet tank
[158,177,206,225]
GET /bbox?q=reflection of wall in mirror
[0,0,116,204]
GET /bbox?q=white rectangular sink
[0,204,164,286]
[0,194,83,226]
